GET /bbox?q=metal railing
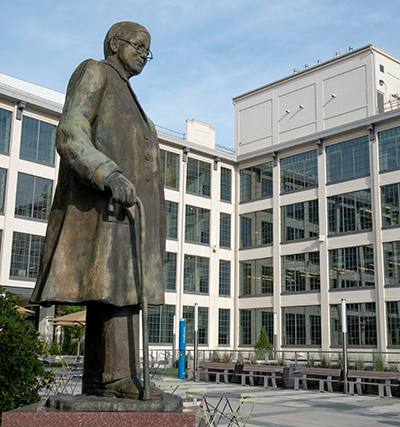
[377,98,400,114]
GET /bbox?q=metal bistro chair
[148,353,167,381]
[185,387,216,427]
[59,356,83,394]
[185,387,206,403]
[225,393,257,427]
[153,377,181,394]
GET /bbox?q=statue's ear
[109,37,119,54]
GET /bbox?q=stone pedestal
[1,394,196,427]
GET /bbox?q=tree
[55,305,85,355]
[0,287,53,416]
[255,326,273,360]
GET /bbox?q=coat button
[145,154,150,161]
[144,135,150,140]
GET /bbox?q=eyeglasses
[117,38,153,62]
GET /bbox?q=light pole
[342,299,348,393]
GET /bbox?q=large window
[329,245,374,289]
[160,149,179,189]
[219,260,231,296]
[184,255,209,293]
[383,241,400,286]
[387,302,400,346]
[185,205,210,244]
[15,173,53,220]
[282,306,321,346]
[220,167,232,203]
[281,150,318,193]
[10,232,44,279]
[0,168,7,213]
[20,116,56,165]
[240,161,273,202]
[186,158,211,196]
[281,200,319,242]
[328,189,372,234]
[148,305,175,344]
[239,308,273,346]
[239,257,273,296]
[282,252,320,293]
[330,303,377,346]
[166,201,178,239]
[220,213,231,249]
[379,126,400,172]
[326,136,369,183]
[218,309,230,345]
[381,183,400,227]
[0,108,11,153]
[163,252,176,290]
[183,306,208,344]
[240,209,273,248]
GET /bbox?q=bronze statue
[31,22,166,401]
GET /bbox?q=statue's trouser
[82,303,141,398]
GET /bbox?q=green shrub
[221,352,232,363]
[353,356,365,371]
[373,353,385,372]
[255,326,273,360]
[0,287,53,417]
[320,353,331,368]
[49,341,62,355]
[307,355,315,368]
[211,351,221,362]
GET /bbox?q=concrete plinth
[1,394,196,427]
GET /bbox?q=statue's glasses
[117,38,153,62]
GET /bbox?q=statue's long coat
[31,58,166,307]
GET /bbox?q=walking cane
[136,196,151,401]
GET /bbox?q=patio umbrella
[50,310,86,327]
[50,310,86,355]
[14,305,35,314]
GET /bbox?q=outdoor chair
[59,356,83,394]
[153,377,181,394]
[185,386,206,403]
[185,387,216,427]
[225,393,258,427]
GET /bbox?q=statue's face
[115,31,151,78]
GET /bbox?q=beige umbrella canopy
[14,305,35,314]
[50,310,86,327]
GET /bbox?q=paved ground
[42,378,400,426]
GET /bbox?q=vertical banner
[179,318,187,379]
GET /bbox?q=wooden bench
[345,370,400,398]
[237,365,285,388]
[290,368,342,392]
[196,362,236,383]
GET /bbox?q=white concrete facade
[2,44,400,356]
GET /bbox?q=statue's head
[104,22,152,79]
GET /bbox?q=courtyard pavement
[42,378,400,426]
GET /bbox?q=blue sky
[2,0,400,148]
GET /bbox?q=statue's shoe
[85,377,163,401]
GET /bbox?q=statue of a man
[31,22,166,400]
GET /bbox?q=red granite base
[2,410,196,427]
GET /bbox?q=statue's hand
[106,172,137,207]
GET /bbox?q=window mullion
[36,122,40,161]
[26,235,32,277]
[31,176,36,218]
